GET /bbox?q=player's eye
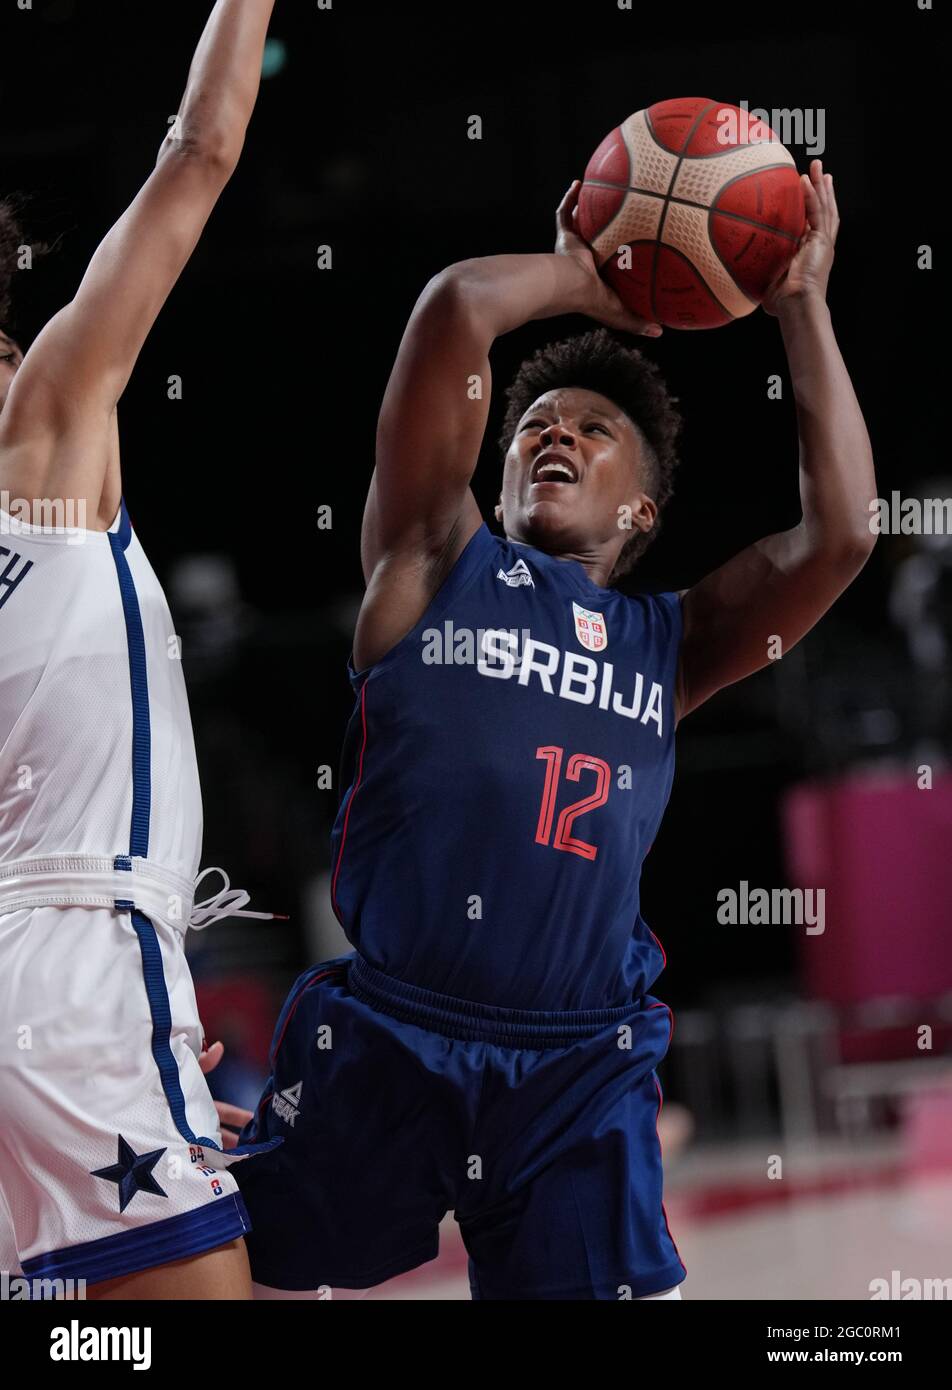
[586,422,610,435]
[0,353,16,365]
[522,419,548,432]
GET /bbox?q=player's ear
[494,493,504,523]
[629,493,657,535]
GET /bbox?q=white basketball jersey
[0,500,201,884]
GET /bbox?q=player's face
[498,387,657,566]
[0,333,22,413]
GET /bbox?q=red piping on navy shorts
[254,966,345,1123]
[654,1073,687,1278]
[270,967,344,1068]
[648,997,675,1049]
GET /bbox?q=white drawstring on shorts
[189,866,288,931]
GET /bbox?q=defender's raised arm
[0,0,276,527]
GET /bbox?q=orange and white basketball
[577,97,807,330]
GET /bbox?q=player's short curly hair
[0,197,25,331]
[498,326,682,582]
[0,194,51,340]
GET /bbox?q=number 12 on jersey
[534,746,611,862]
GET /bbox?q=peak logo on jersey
[496,559,534,588]
[272,1081,303,1128]
[573,602,607,652]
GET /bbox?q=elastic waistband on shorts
[0,854,196,935]
[349,954,639,1048]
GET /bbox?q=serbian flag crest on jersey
[572,601,608,652]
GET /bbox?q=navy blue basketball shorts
[234,954,686,1300]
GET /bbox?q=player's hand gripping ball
[576,97,809,329]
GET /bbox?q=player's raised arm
[355,183,661,668]
[676,161,877,720]
[0,0,275,526]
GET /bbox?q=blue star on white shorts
[91,1135,168,1212]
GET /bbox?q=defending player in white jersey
[0,0,278,1300]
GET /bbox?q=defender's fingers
[198,1040,224,1074]
[216,1102,254,1128]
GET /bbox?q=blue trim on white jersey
[106,502,281,1164]
[108,500,150,858]
[115,496,133,551]
[21,1192,252,1287]
[130,908,220,1148]
[108,503,210,1146]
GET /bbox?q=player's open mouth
[531,453,579,486]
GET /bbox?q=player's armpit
[353,496,483,672]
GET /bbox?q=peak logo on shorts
[573,602,607,652]
[496,559,534,588]
[272,1081,303,1128]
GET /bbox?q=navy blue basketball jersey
[330,523,681,1011]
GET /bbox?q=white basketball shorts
[0,901,273,1286]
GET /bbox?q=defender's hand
[199,1039,254,1150]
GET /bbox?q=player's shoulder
[613,587,684,647]
[619,587,682,616]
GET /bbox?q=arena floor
[346,1138,952,1300]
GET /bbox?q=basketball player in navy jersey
[0,1,278,1300]
[237,159,876,1299]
